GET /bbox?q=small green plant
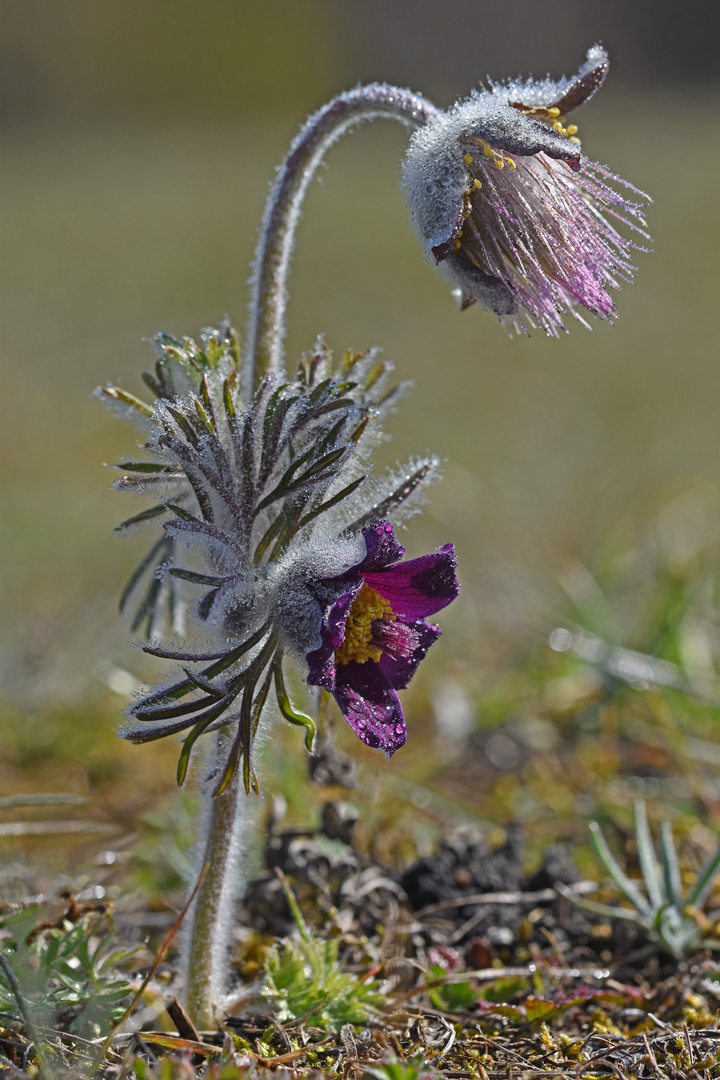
[260,871,383,1031]
[425,966,477,1013]
[366,1058,437,1080]
[0,905,135,1038]
[561,799,720,958]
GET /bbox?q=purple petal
[306,640,335,689]
[326,589,360,649]
[547,45,609,115]
[506,45,609,118]
[377,619,441,690]
[354,520,405,572]
[364,543,458,618]
[333,661,407,756]
[470,108,582,168]
[306,587,359,689]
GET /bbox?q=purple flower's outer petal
[377,619,441,690]
[354,520,405,573]
[326,588,360,649]
[333,661,407,756]
[306,585,359,689]
[364,543,459,619]
[463,107,582,168]
[502,44,609,115]
[431,252,518,319]
[543,45,609,114]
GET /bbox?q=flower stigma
[335,583,395,665]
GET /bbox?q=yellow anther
[473,178,483,189]
[494,158,504,169]
[566,124,578,135]
[552,121,563,130]
[483,144,493,157]
[547,107,561,117]
[454,236,462,251]
[506,157,516,168]
[335,584,395,665]
[569,136,581,143]
[463,152,473,165]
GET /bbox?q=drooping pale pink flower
[402,45,649,335]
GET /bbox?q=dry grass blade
[412,881,597,918]
[0,821,117,837]
[130,1033,220,1056]
[0,794,88,810]
[165,994,200,1041]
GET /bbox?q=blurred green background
[2,1,720,876]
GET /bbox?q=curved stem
[181,86,440,1026]
[247,82,438,392]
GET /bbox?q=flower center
[453,115,582,257]
[336,583,395,665]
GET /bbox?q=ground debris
[5,813,720,1079]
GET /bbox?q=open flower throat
[306,521,458,756]
[335,583,420,666]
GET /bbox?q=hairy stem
[247,82,438,392]
[180,85,439,1026]
[182,730,258,1028]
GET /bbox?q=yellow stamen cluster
[510,102,580,143]
[463,154,484,189]
[335,583,395,665]
[549,112,580,142]
[479,139,516,170]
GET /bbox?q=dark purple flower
[306,520,459,755]
[402,45,650,335]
